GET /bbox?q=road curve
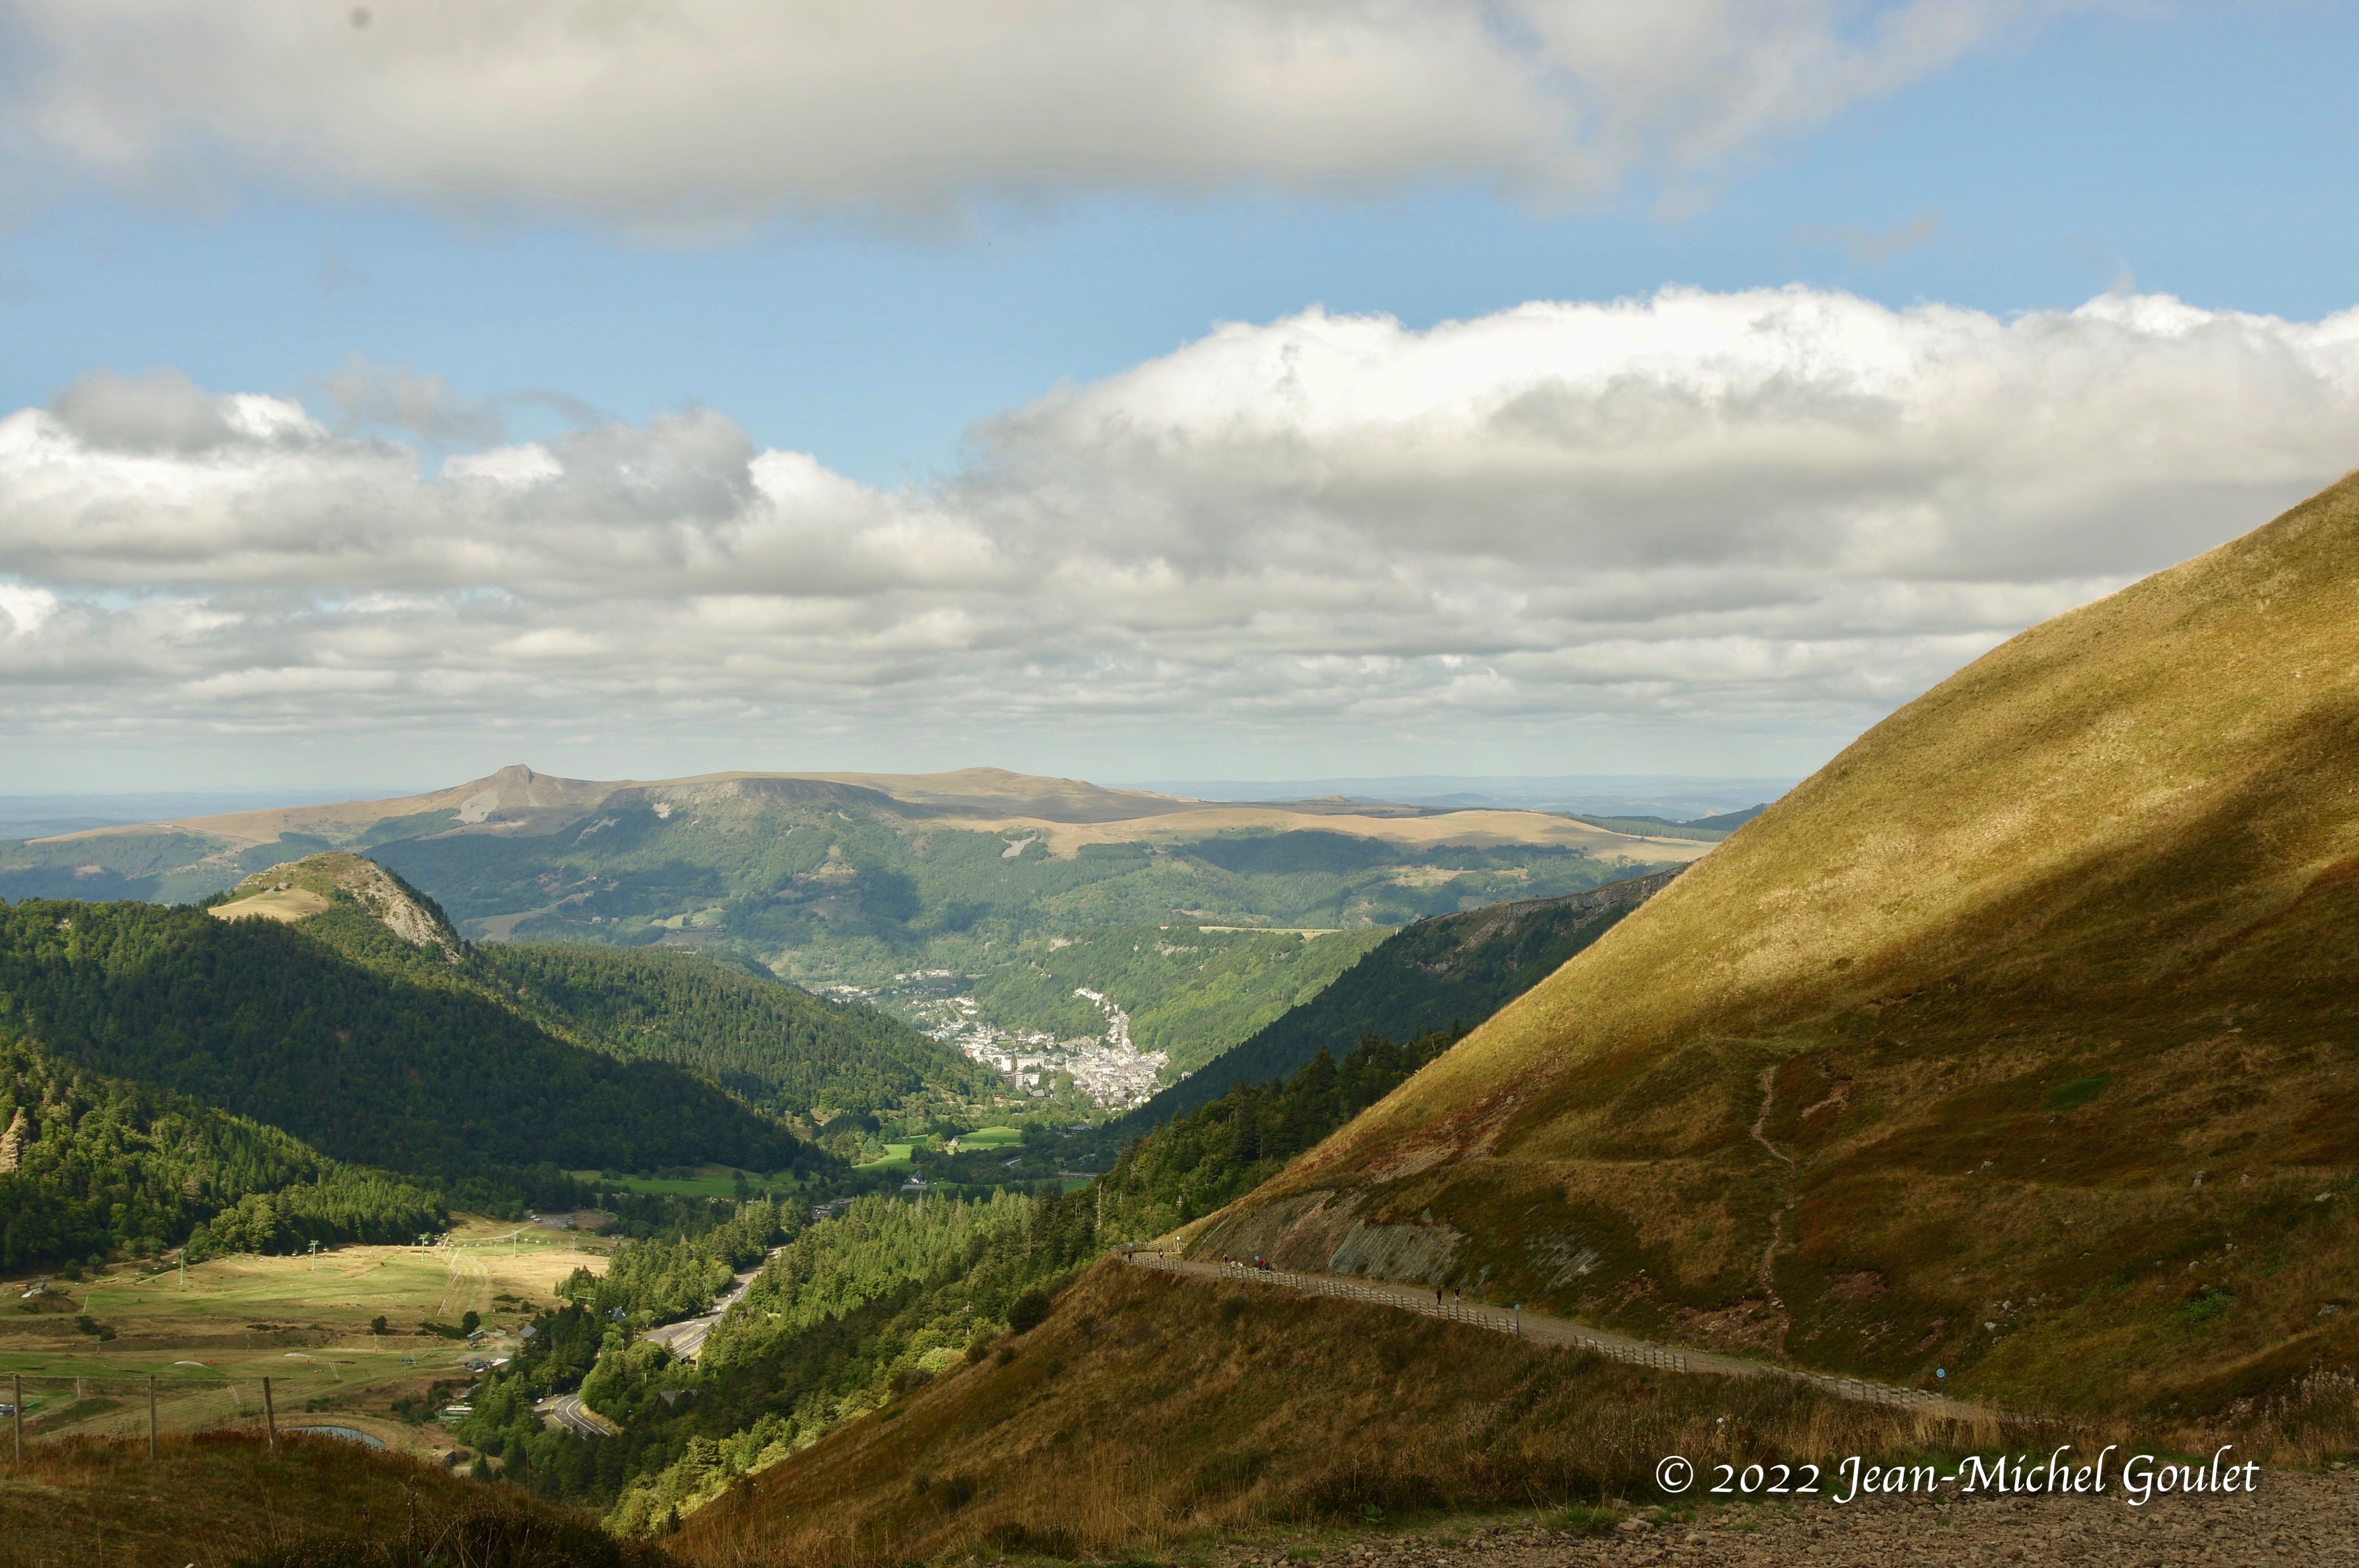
[538,1391,618,1437]
[640,1247,784,1364]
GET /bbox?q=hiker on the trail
[1435,1285,1444,1304]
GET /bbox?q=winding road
[535,1248,785,1437]
[639,1248,783,1364]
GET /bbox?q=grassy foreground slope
[1196,470,2359,1417]
[682,1259,2013,1568]
[0,1434,669,1568]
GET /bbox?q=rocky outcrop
[1190,1189,1466,1286]
[0,1106,30,1174]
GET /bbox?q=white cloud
[3,285,2357,774]
[2,0,2048,223]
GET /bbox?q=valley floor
[0,1216,609,1458]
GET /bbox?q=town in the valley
[820,972,1169,1109]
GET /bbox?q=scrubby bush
[1007,1287,1052,1334]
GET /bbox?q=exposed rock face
[0,1106,30,1174]
[341,858,456,956]
[1193,1189,1466,1285]
[229,853,462,961]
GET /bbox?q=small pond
[287,1425,385,1448]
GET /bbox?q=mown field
[0,1216,608,1456]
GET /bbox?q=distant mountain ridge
[0,763,1709,910]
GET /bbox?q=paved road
[1122,1252,1986,1421]
[537,1391,617,1437]
[640,1247,783,1364]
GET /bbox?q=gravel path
[1213,1472,2359,1568]
[1126,1253,1980,1419]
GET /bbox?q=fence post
[149,1374,158,1459]
[11,1373,20,1473]
[262,1376,279,1459]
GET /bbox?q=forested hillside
[0,898,816,1183]
[458,1188,1098,1530]
[1098,1030,1458,1240]
[471,943,994,1121]
[211,852,994,1123]
[1119,868,1679,1129]
[0,1030,445,1271]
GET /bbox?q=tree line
[0,1030,444,1271]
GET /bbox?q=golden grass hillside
[0,1431,668,1568]
[1192,469,2359,1418]
[36,764,1703,863]
[679,1259,2039,1568]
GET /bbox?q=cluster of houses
[818,971,1168,1110]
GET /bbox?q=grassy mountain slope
[1119,869,1682,1129]
[680,1258,1970,1568]
[1190,470,2359,1417]
[0,1028,445,1271]
[0,892,814,1182]
[0,1434,671,1568]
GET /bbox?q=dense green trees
[1096,1031,1460,1241]
[561,1196,797,1326]
[0,1031,444,1271]
[470,944,994,1120]
[461,1188,1097,1530]
[0,898,815,1181]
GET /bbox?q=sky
[3,0,2358,795]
